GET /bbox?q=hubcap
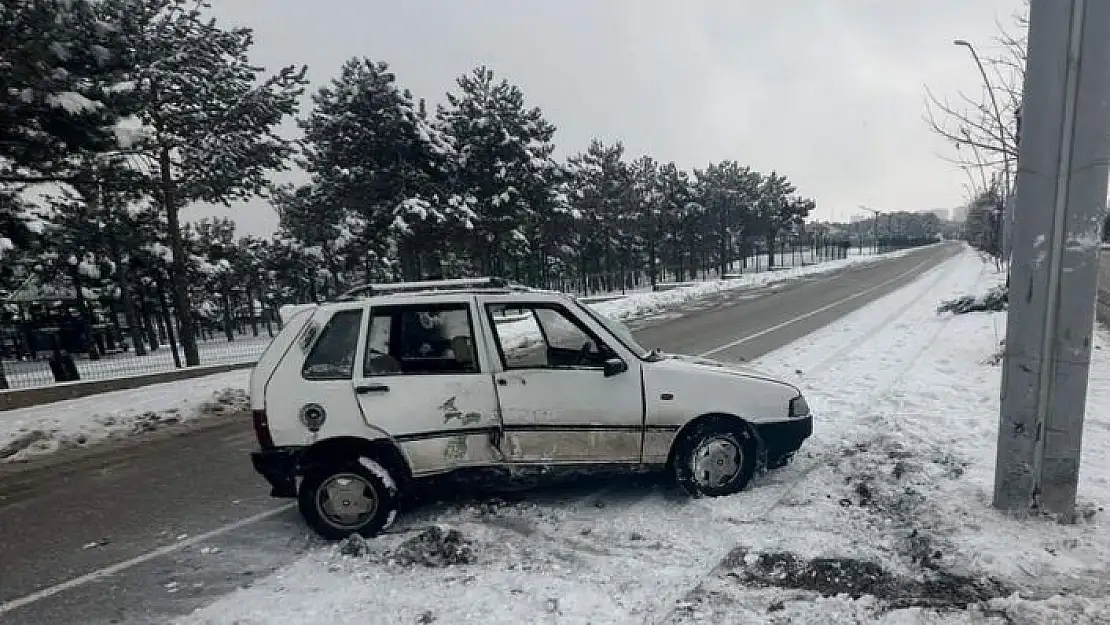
[691,437,742,489]
[316,473,378,529]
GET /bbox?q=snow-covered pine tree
[0,0,123,182]
[567,140,632,292]
[630,156,664,286]
[93,0,307,366]
[438,66,560,278]
[694,161,760,277]
[753,172,797,268]
[294,58,475,285]
[655,162,696,282]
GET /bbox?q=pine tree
[91,0,307,365]
[0,0,124,182]
[438,66,560,276]
[291,58,475,286]
[754,172,797,268]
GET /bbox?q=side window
[490,309,548,369]
[363,304,479,376]
[488,303,613,370]
[302,309,363,380]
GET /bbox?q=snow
[359,456,398,495]
[113,115,151,148]
[46,91,100,114]
[0,370,248,463]
[169,247,1110,624]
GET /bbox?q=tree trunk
[766,230,778,268]
[222,279,235,343]
[114,255,147,357]
[69,266,101,360]
[156,278,182,369]
[160,146,199,366]
[137,283,160,351]
[249,285,260,338]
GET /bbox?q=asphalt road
[0,242,961,625]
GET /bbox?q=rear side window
[302,309,363,380]
[363,303,479,376]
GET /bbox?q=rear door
[352,299,503,476]
[478,296,645,464]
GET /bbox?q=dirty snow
[170,247,1110,623]
[0,370,249,463]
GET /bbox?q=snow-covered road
[164,250,1110,623]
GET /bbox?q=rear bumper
[753,416,813,464]
[251,446,303,498]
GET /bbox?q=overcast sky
[184,0,1027,237]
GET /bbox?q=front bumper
[753,416,813,464]
[251,446,303,498]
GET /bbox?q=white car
[250,278,813,539]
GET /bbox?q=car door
[352,299,503,477]
[479,296,644,464]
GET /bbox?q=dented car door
[353,299,504,477]
[478,297,645,465]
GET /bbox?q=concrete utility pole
[995,0,1110,520]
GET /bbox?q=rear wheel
[673,419,757,497]
[298,459,399,540]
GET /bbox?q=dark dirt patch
[390,525,474,567]
[337,533,372,557]
[197,388,249,416]
[937,286,1007,314]
[722,547,1013,612]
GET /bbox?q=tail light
[253,409,275,449]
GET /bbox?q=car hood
[659,353,797,389]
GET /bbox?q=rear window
[302,309,363,380]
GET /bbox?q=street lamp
[954,38,1011,265]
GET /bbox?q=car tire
[673,419,757,497]
[298,458,400,540]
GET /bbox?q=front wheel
[673,420,757,497]
[298,459,399,540]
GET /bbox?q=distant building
[951,205,968,222]
[917,208,951,221]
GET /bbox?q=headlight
[789,395,810,418]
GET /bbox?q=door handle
[355,384,390,394]
[497,378,507,386]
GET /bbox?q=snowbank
[170,248,1110,623]
[0,370,249,463]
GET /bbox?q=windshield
[573,300,653,360]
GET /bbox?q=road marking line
[697,259,932,358]
[0,503,295,615]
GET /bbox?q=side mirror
[603,357,628,377]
